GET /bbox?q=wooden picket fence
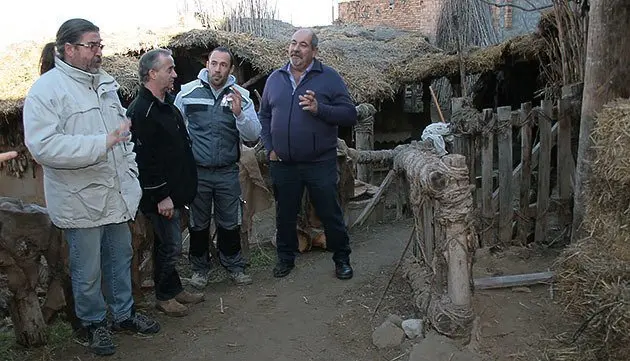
[449,96,576,246]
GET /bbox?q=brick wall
[338,0,443,40]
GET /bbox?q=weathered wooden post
[348,141,477,340]
[354,104,377,184]
[393,145,476,339]
[0,198,67,346]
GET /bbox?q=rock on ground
[372,320,406,349]
[409,333,483,361]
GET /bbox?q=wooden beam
[241,72,267,89]
[474,271,554,290]
[349,169,396,229]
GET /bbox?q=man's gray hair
[139,48,173,84]
[310,31,319,49]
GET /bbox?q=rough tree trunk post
[391,142,477,340]
[571,0,630,243]
[355,115,374,184]
[0,197,65,346]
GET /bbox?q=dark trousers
[270,158,352,264]
[146,209,184,301]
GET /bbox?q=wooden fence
[449,96,576,246]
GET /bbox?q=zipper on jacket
[97,85,132,219]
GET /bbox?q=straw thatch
[0,22,545,116]
[590,99,630,183]
[555,98,630,361]
[0,21,548,177]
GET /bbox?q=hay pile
[555,98,630,360]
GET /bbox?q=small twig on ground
[370,226,416,321]
[220,297,224,314]
[390,352,406,361]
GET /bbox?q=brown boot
[175,290,205,304]
[156,299,188,317]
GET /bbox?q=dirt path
[46,221,416,361]
[3,218,572,361]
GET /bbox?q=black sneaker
[272,261,295,278]
[112,312,160,334]
[86,323,115,356]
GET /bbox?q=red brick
[338,0,443,39]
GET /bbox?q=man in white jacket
[23,18,160,356]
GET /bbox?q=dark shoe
[273,261,295,278]
[112,312,160,334]
[335,262,353,280]
[87,322,116,356]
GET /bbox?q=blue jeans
[270,158,352,264]
[64,222,134,327]
[146,210,184,301]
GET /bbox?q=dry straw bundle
[590,99,630,183]
[555,98,630,361]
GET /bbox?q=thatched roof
[0,23,545,119]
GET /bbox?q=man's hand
[158,196,175,219]
[106,119,131,149]
[228,87,243,117]
[0,151,18,163]
[298,90,318,114]
[269,150,281,161]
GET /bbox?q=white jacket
[23,57,141,229]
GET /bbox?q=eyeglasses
[73,42,105,51]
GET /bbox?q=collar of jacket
[54,56,117,90]
[138,85,175,107]
[279,58,324,76]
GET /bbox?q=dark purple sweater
[259,59,357,162]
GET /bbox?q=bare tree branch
[477,0,553,12]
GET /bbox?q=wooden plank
[557,98,573,198]
[474,271,554,290]
[497,106,513,244]
[534,101,553,243]
[423,200,434,264]
[481,109,495,247]
[350,169,395,229]
[451,98,466,155]
[517,102,533,245]
[491,121,559,209]
[469,135,478,208]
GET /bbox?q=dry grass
[553,99,630,361]
[591,99,630,183]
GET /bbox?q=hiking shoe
[113,312,160,334]
[188,271,209,289]
[87,323,115,356]
[175,290,205,304]
[156,299,188,317]
[229,271,253,285]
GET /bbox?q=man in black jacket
[127,48,204,317]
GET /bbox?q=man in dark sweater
[259,28,358,280]
[127,48,204,317]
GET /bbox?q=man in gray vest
[175,47,261,288]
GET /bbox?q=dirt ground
[1,217,573,361]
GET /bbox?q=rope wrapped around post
[393,141,478,340]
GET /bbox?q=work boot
[155,298,189,317]
[175,290,205,304]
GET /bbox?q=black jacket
[127,86,197,214]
